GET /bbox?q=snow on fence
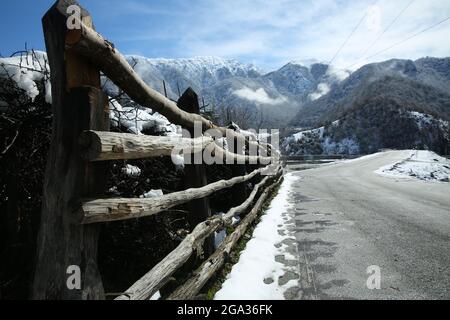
[32,0,281,300]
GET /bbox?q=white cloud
[233,87,287,105]
[366,5,382,33]
[327,65,351,81]
[309,83,331,101]
[108,0,450,71]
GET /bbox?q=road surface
[287,150,450,300]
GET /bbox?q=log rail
[116,170,282,300]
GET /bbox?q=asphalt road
[288,150,450,300]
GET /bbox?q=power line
[345,15,450,70]
[359,0,415,60]
[328,0,379,65]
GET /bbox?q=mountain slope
[415,57,450,93]
[291,58,450,128]
[284,104,449,156]
[286,57,450,155]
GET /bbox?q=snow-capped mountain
[118,56,263,101]
[264,62,316,96]
[263,61,349,101]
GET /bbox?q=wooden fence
[32,0,281,300]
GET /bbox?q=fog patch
[234,87,287,105]
[309,83,330,101]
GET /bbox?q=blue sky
[1,0,449,71]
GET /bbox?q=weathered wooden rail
[33,0,282,300]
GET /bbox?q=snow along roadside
[375,150,450,182]
[214,173,300,300]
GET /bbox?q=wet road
[287,151,450,300]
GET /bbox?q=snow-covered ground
[214,173,300,300]
[376,150,450,182]
[109,99,181,136]
[0,51,51,104]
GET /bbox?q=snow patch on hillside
[407,111,450,136]
[214,173,299,300]
[283,121,360,155]
[376,150,450,182]
[323,137,360,154]
[408,111,433,129]
[291,126,324,141]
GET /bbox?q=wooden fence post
[228,124,248,207]
[32,0,109,300]
[178,88,214,257]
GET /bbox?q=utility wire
[345,15,450,70]
[328,0,379,65]
[359,0,415,60]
